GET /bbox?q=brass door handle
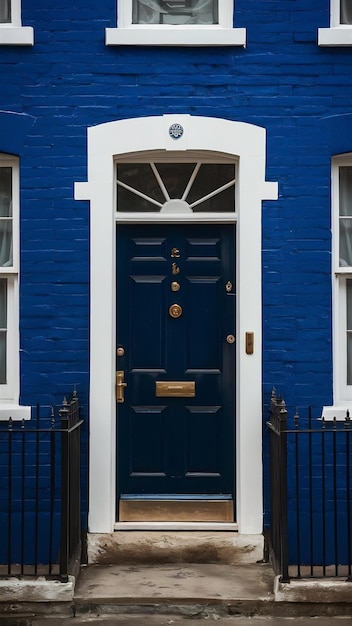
[116,371,127,403]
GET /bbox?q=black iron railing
[267,389,352,582]
[0,391,83,582]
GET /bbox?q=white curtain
[133,0,217,25]
[0,220,12,267]
[340,0,352,24]
[0,170,12,267]
[339,167,352,267]
[0,0,10,23]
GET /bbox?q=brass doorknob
[169,304,183,318]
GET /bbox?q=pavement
[2,616,352,625]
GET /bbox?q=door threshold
[119,496,234,522]
[114,521,238,531]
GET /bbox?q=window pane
[118,164,164,203]
[339,167,352,266]
[0,167,12,218]
[0,220,12,266]
[132,0,218,25]
[192,185,235,212]
[339,219,352,266]
[347,280,352,385]
[341,0,352,24]
[117,162,235,212]
[117,163,164,211]
[0,0,11,23]
[117,186,159,212]
[155,163,195,198]
[187,164,235,212]
[0,279,7,385]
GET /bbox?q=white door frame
[75,114,278,534]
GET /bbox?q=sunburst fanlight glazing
[116,162,235,213]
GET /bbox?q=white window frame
[324,156,352,421]
[0,155,30,419]
[0,0,34,46]
[106,0,246,46]
[318,0,352,47]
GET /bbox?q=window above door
[106,0,246,46]
[116,161,236,214]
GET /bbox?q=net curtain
[341,0,352,24]
[0,169,13,268]
[132,0,217,25]
[0,0,10,23]
[339,167,352,267]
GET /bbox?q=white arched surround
[75,115,278,535]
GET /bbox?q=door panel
[116,224,235,509]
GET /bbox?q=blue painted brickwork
[0,0,351,543]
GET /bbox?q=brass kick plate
[119,499,233,522]
[156,381,195,397]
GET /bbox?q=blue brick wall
[0,0,351,540]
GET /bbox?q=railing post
[279,402,290,583]
[59,398,69,583]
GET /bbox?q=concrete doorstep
[73,562,352,619]
[74,562,274,616]
[1,533,352,619]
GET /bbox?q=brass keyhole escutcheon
[171,281,180,292]
[169,304,183,318]
[226,334,235,344]
[225,281,233,293]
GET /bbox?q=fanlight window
[132,0,219,25]
[117,162,235,213]
[341,0,352,24]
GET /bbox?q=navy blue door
[116,224,235,501]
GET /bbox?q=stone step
[87,531,264,565]
[74,562,276,618]
[73,562,352,620]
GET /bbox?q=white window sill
[0,26,34,46]
[0,404,31,421]
[322,405,352,420]
[318,27,352,47]
[106,27,246,47]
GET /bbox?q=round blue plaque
[169,123,184,140]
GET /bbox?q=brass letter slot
[156,381,195,398]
